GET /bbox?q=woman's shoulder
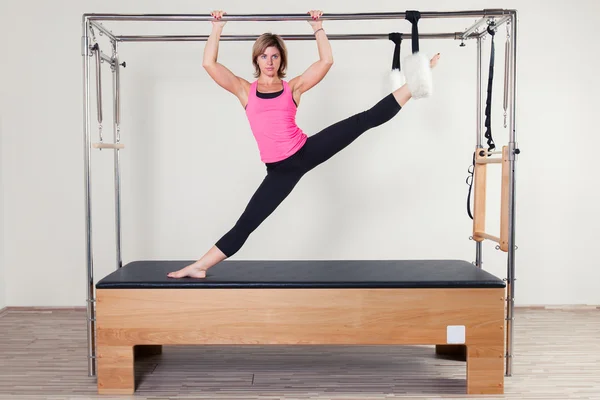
[286,77,299,92]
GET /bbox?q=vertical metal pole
[475,36,483,268]
[112,41,123,270]
[82,16,96,377]
[505,10,518,377]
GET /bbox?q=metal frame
[82,9,518,379]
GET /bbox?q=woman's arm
[290,10,334,97]
[202,11,249,106]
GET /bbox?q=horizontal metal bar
[85,10,515,22]
[117,32,462,42]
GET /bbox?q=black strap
[484,24,496,151]
[388,33,403,71]
[466,24,500,220]
[405,11,421,53]
[466,151,475,220]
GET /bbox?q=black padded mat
[96,260,505,289]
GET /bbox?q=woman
[168,10,440,279]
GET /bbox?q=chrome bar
[461,17,487,40]
[112,41,123,271]
[89,20,117,41]
[475,36,483,269]
[93,45,103,127]
[99,50,114,65]
[504,30,510,128]
[496,16,512,30]
[86,10,513,22]
[505,10,518,378]
[117,33,462,42]
[82,16,96,378]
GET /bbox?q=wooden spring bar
[472,146,509,252]
[92,142,125,149]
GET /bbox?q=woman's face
[256,46,281,78]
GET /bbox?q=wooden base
[96,288,505,395]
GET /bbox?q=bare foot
[430,53,441,68]
[167,262,207,279]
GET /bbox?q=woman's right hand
[210,10,227,27]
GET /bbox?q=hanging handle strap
[405,10,421,53]
[388,32,403,71]
[484,23,496,151]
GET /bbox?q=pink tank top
[245,80,307,163]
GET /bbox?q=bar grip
[93,142,125,149]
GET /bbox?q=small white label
[447,325,466,344]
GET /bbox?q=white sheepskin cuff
[389,68,405,91]
[403,52,432,99]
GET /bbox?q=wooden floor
[0,307,599,399]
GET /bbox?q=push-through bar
[117,33,462,42]
[85,10,514,22]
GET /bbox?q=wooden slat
[92,142,125,149]
[473,148,487,242]
[475,157,502,164]
[474,231,501,243]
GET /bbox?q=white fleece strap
[403,52,432,99]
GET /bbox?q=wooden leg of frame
[97,345,135,395]
[466,345,504,394]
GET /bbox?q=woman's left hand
[307,10,323,28]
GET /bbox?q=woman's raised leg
[301,53,441,170]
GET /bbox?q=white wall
[0,0,598,307]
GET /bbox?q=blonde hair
[251,33,288,78]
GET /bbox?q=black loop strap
[466,151,475,220]
[484,24,496,151]
[405,10,421,53]
[388,33,403,70]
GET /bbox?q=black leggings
[215,93,402,257]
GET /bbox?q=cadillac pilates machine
[82,9,519,395]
